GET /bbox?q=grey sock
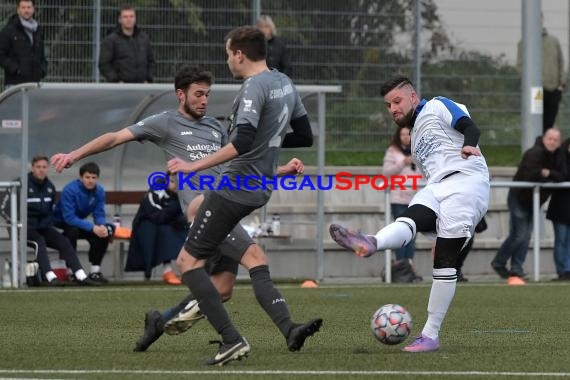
[182,268,241,344]
[250,265,293,337]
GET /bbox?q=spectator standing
[546,137,570,281]
[0,0,47,87]
[382,126,421,275]
[125,175,186,285]
[256,15,292,76]
[492,128,565,284]
[516,14,566,132]
[53,162,113,284]
[99,5,155,83]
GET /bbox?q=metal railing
[1,179,569,287]
[0,181,20,288]
[1,1,560,149]
[381,180,570,283]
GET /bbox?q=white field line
[1,369,570,377]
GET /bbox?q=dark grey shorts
[205,253,240,275]
[184,191,256,265]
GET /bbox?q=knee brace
[401,204,437,233]
[433,237,468,269]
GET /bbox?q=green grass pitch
[1,282,569,379]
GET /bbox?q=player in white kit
[330,76,489,352]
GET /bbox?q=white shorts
[410,172,489,240]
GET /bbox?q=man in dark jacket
[99,5,155,83]
[0,0,47,87]
[546,137,570,281]
[21,156,98,286]
[492,128,565,282]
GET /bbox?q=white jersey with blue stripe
[411,96,489,184]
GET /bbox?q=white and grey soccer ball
[371,303,413,345]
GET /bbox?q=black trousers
[543,89,562,133]
[28,227,83,275]
[60,225,109,266]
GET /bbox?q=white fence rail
[2,180,569,287]
[0,181,21,288]
[381,181,567,283]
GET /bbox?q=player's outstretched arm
[167,143,239,174]
[51,128,136,172]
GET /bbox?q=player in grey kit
[164,25,319,365]
[51,60,320,364]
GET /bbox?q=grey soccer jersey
[127,110,228,205]
[222,70,307,206]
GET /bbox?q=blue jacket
[53,179,107,232]
[26,172,56,229]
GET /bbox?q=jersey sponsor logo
[180,131,193,136]
[269,84,293,99]
[188,151,212,160]
[242,99,253,112]
[414,131,441,171]
[186,143,221,161]
[186,143,221,153]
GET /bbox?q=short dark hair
[380,76,414,97]
[225,25,267,62]
[31,155,48,165]
[79,162,100,177]
[119,4,135,16]
[18,0,35,6]
[174,65,214,92]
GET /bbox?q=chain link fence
[0,0,567,160]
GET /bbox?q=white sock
[373,217,416,250]
[75,269,87,281]
[163,262,173,274]
[45,271,57,282]
[91,265,101,273]
[421,268,457,340]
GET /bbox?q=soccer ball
[370,303,413,345]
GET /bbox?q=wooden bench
[1,191,147,282]
[105,191,146,206]
[46,190,147,280]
